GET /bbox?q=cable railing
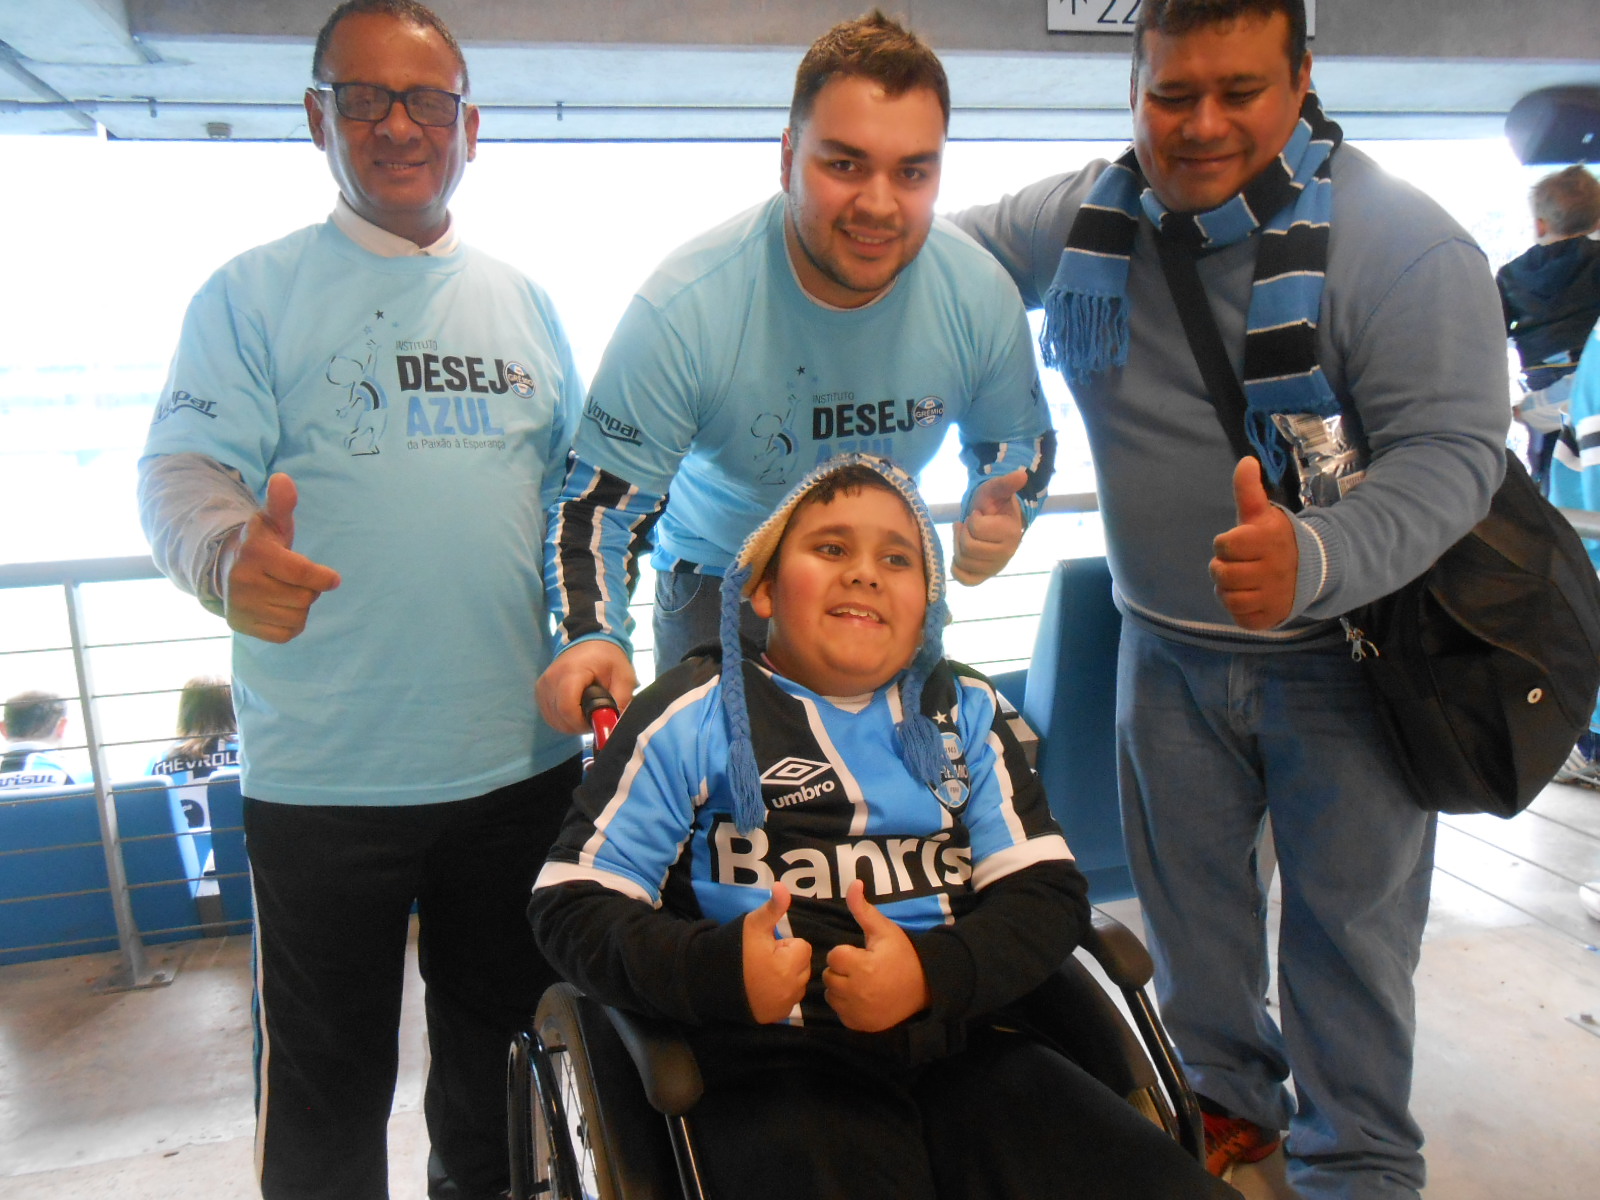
[6,490,1591,988]
[0,498,1101,987]
[0,560,237,989]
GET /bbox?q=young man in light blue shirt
[536,11,1055,736]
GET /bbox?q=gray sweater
[954,145,1509,650]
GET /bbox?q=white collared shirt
[330,195,460,257]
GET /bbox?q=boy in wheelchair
[530,454,1234,1199]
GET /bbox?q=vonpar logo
[584,397,642,444]
[152,390,217,423]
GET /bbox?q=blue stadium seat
[0,783,118,964]
[1,778,201,964]
[1021,557,1134,902]
[114,777,202,943]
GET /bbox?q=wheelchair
[506,905,1204,1200]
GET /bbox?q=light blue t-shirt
[142,221,582,805]
[549,194,1053,653]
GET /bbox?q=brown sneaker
[1201,1110,1282,1177]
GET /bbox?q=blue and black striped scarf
[1041,90,1343,482]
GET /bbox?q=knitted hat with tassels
[719,453,951,834]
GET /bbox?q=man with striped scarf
[955,3,1507,1197]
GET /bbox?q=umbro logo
[760,757,832,787]
[760,757,837,810]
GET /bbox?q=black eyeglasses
[316,82,462,127]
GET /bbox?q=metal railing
[0,498,1100,986]
[5,489,1593,989]
[0,775,239,960]
[0,558,235,990]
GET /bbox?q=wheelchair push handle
[581,682,619,751]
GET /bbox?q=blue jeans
[653,570,766,672]
[1116,624,1435,1200]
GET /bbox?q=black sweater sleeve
[909,859,1090,1024]
[528,881,755,1026]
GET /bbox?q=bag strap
[1155,235,1291,506]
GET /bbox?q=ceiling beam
[0,0,147,66]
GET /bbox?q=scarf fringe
[1043,291,1129,381]
[1247,410,1293,484]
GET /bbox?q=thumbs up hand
[221,472,342,643]
[952,467,1029,586]
[741,882,813,1024]
[1209,457,1298,631]
[821,880,931,1032]
[262,471,300,548]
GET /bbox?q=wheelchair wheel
[511,983,686,1200]
[998,955,1200,1159]
[509,1024,594,1200]
[523,988,607,1199]
[1123,1082,1172,1135]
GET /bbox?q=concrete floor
[0,930,430,1200]
[1,785,1598,1200]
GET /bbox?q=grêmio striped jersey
[532,652,1089,1041]
[0,745,74,790]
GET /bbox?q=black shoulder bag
[1157,235,1600,817]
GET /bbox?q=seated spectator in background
[148,675,240,829]
[1498,164,1600,492]
[530,454,1232,1200]
[0,691,75,790]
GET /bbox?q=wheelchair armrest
[602,1005,705,1118]
[1079,906,1155,991]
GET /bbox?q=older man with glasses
[136,2,585,1197]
